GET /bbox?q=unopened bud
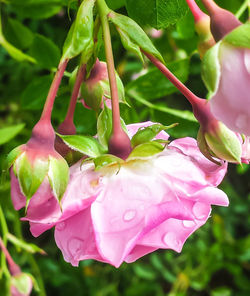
[10,273,33,296]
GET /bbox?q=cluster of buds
[4,0,249,270]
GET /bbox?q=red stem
[142,50,203,106]
[40,59,68,122]
[64,64,86,125]
[186,0,207,22]
[0,238,21,275]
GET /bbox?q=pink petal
[54,208,105,266]
[210,45,250,136]
[10,168,26,211]
[168,137,227,186]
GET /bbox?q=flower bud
[80,59,126,111]
[6,120,69,210]
[202,23,250,136]
[195,14,215,58]
[201,0,241,41]
[10,273,33,296]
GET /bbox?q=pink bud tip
[201,0,242,41]
[108,129,132,159]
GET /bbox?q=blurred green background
[0,0,250,295]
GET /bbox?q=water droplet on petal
[56,221,66,231]
[192,202,210,220]
[123,210,136,222]
[162,232,181,250]
[182,220,196,228]
[235,114,247,129]
[67,237,84,260]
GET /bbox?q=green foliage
[0,124,25,145]
[125,0,188,29]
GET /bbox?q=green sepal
[197,128,221,166]
[7,233,46,255]
[109,11,164,63]
[127,141,165,160]
[62,0,95,61]
[202,42,221,96]
[4,145,25,171]
[81,81,104,111]
[99,72,127,105]
[223,23,250,49]
[93,154,124,170]
[11,273,33,295]
[131,123,176,147]
[205,122,242,163]
[97,104,127,148]
[48,156,69,202]
[116,26,144,62]
[57,134,107,158]
[16,153,49,200]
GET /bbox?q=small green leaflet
[58,134,107,157]
[127,141,165,160]
[0,124,25,145]
[93,154,123,170]
[109,11,164,63]
[62,0,95,61]
[224,23,250,49]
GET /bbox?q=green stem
[235,0,250,19]
[0,205,9,278]
[13,212,47,296]
[97,0,131,159]
[97,0,121,134]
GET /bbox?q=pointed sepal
[48,156,69,202]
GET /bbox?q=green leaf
[62,0,95,61]
[116,26,144,62]
[223,23,250,49]
[201,42,221,95]
[176,10,195,39]
[58,134,106,157]
[106,0,125,10]
[4,18,34,50]
[17,153,49,199]
[109,11,164,62]
[126,58,190,100]
[0,35,35,63]
[21,75,53,110]
[28,34,60,69]
[10,0,64,19]
[93,154,123,170]
[127,141,165,160]
[97,104,113,148]
[48,156,69,201]
[0,124,25,145]
[5,145,25,171]
[7,233,46,255]
[131,123,170,147]
[125,0,188,29]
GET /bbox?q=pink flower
[207,43,250,136]
[36,122,227,268]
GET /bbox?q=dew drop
[162,232,181,250]
[56,221,66,231]
[182,220,196,228]
[235,114,247,129]
[123,210,136,222]
[192,202,209,220]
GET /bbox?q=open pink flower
[32,121,227,268]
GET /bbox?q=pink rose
[48,122,228,267]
